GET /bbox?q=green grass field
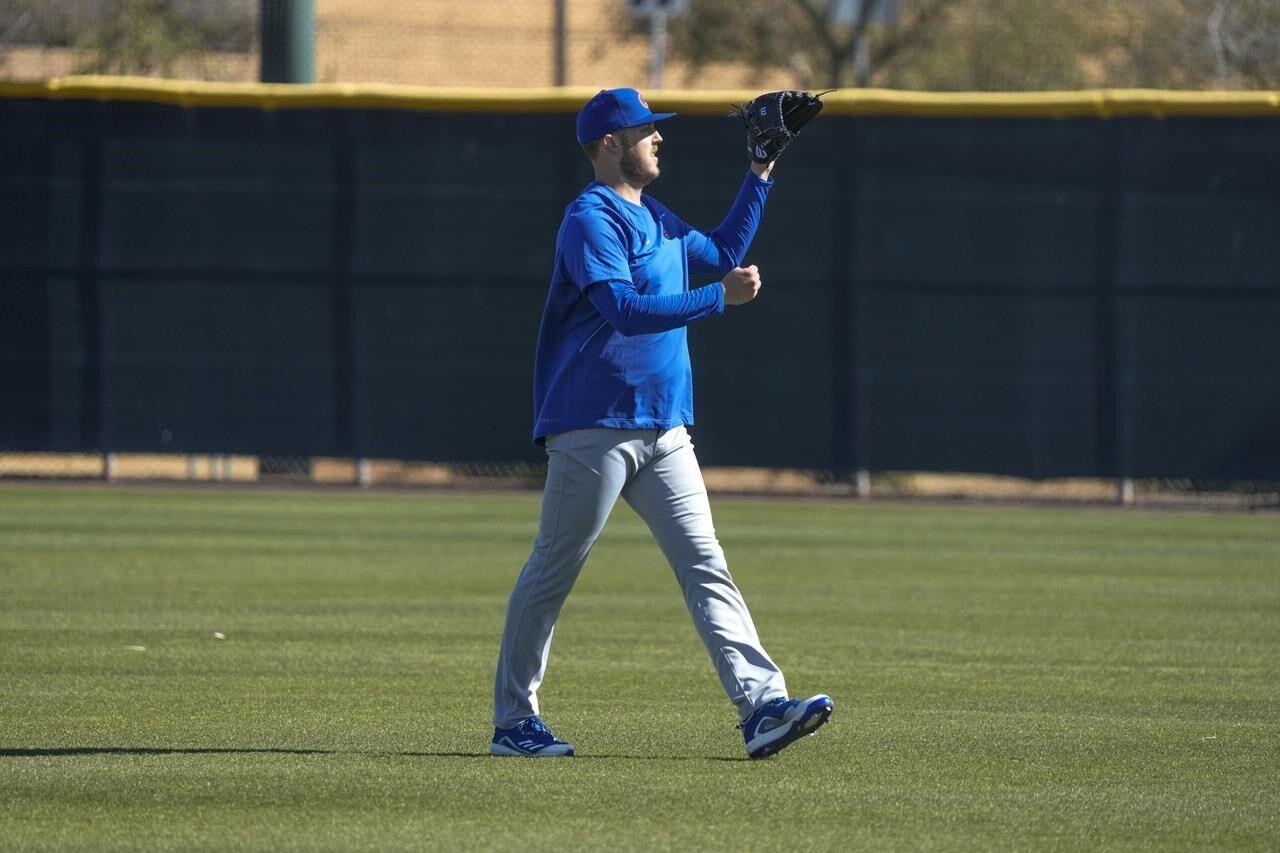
[1,484,1277,850]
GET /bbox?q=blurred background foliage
[1,0,252,75]
[663,0,1280,89]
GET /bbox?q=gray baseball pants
[493,425,788,729]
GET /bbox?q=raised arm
[682,164,775,278]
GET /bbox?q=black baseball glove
[733,90,833,164]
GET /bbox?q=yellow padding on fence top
[3,76,1280,117]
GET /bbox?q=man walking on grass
[491,88,833,760]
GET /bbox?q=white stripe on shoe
[489,737,575,757]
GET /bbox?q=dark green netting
[2,98,1277,479]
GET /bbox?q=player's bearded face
[617,124,661,185]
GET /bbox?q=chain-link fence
[2,451,1279,509]
[0,0,751,89]
[3,0,1280,90]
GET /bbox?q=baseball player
[490,87,833,759]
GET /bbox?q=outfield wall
[2,79,1278,480]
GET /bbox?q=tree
[881,0,1106,90]
[1120,0,1280,89]
[659,0,1280,90]
[74,0,198,75]
[0,0,252,78]
[74,0,252,76]
[664,0,958,89]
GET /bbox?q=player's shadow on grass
[555,754,750,762]
[1,747,342,758]
[4,747,748,762]
[2,747,474,759]
[397,751,749,762]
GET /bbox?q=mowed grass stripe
[1,485,1276,850]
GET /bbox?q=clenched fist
[722,265,762,306]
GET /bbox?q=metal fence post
[77,113,105,463]
[553,0,567,86]
[331,114,357,466]
[1094,119,1125,503]
[830,121,861,482]
[1119,477,1135,506]
[260,0,315,84]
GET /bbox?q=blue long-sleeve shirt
[531,170,772,444]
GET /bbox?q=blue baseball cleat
[490,715,575,757]
[741,694,834,759]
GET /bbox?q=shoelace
[737,698,790,730]
[522,716,553,736]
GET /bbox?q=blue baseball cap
[576,88,676,145]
